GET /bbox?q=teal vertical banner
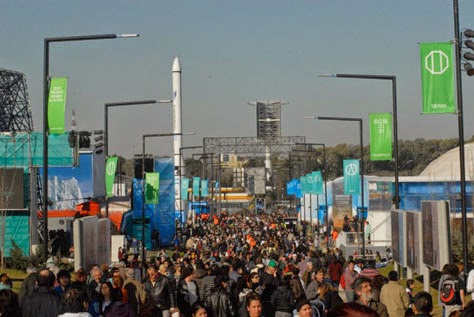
[312,171,323,194]
[181,178,190,201]
[300,176,307,194]
[306,173,313,194]
[192,176,201,197]
[201,179,209,197]
[343,159,360,195]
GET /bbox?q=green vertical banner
[181,178,190,201]
[105,156,118,198]
[145,172,160,204]
[312,171,323,194]
[47,77,68,134]
[420,42,455,114]
[192,176,201,197]
[201,179,209,197]
[370,113,393,161]
[343,159,360,195]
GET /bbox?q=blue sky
[2,0,474,158]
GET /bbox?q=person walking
[123,268,146,315]
[144,264,178,317]
[342,260,357,302]
[353,276,388,317]
[271,274,295,317]
[412,291,433,317]
[177,266,200,317]
[58,286,92,317]
[260,259,280,317]
[379,271,410,317]
[206,275,236,317]
[21,269,61,317]
[246,292,263,317]
[438,263,466,316]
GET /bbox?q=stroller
[309,299,325,317]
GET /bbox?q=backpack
[340,274,346,289]
[440,277,457,305]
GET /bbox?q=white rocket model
[172,57,184,212]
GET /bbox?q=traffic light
[463,29,474,76]
[78,131,91,148]
[93,130,104,154]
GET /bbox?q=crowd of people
[0,211,473,316]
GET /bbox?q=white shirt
[467,269,474,299]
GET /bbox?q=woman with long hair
[317,282,343,314]
[58,286,91,317]
[89,281,113,316]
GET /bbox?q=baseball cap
[268,259,277,268]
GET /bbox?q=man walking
[353,276,388,317]
[342,260,357,302]
[21,269,61,317]
[144,264,178,317]
[380,271,410,317]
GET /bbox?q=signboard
[0,168,25,210]
[421,200,451,270]
[406,211,423,273]
[391,210,406,267]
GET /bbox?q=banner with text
[312,171,323,194]
[370,113,393,161]
[343,159,360,195]
[192,177,201,197]
[201,179,209,197]
[105,156,118,198]
[181,178,190,201]
[420,42,455,114]
[47,77,68,134]
[145,172,160,204]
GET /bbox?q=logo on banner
[345,163,359,176]
[420,42,455,114]
[106,161,116,176]
[373,117,389,133]
[425,50,449,75]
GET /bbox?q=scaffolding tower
[0,69,33,132]
[0,69,42,251]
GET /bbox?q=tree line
[114,137,473,186]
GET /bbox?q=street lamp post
[296,142,329,246]
[141,132,182,263]
[104,99,172,217]
[318,73,399,209]
[43,33,138,258]
[307,116,365,257]
[453,0,469,279]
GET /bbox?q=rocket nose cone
[172,57,181,72]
